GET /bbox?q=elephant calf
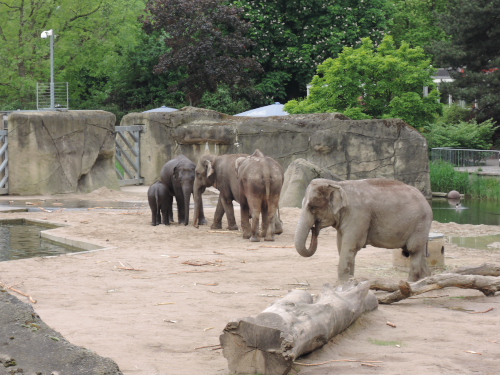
[147,181,170,226]
[295,178,433,282]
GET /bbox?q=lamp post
[41,29,55,109]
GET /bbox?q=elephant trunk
[183,184,193,226]
[193,179,203,228]
[294,212,320,257]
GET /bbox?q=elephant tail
[155,187,161,219]
[263,160,271,204]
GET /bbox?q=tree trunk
[220,281,378,375]
[370,264,500,305]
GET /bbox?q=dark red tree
[143,0,262,106]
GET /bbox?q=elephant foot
[227,224,239,231]
[198,217,208,225]
[250,236,260,242]
[211,223,223,230]
[264,236,275,242]
[152,223,158,226]
[242,232,251,239]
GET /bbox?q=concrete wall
[121,107,431,198]
[7,110,119,195]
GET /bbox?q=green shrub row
[430,161,500,200]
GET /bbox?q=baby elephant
[147,181,171,226]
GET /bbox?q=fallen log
[452,263,500,277]
[377,273,500,304]
[370,263,500,294]
[220,281,378,375]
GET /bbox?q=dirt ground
[0,186,499,375]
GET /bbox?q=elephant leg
[221,197,238,231]
[151,207,158,226]
[197,195,208,225]
[407,242,430,282]
[165,195,174,225]
[273,212,283,235]
[240,195,252,239]
[263,210,275,242]
[250,207,261,242]
[337,235,360,281]
[210,198,225,229]
[176,194,185,224]
[159,203,167,226]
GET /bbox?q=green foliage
[143,0,262,106]
[469,174,500,200]
[424,117,497,150]
[430,0,500,126]
[389,0,448,49]
[285,36,441,128]
[430,161,471,195]
[234,0,393,101]
[430,161,500,200]
[441,104,472,124]
[200,85,250,115]
[0,0,145,111]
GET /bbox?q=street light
[41,29,55,109]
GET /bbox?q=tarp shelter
[143,106,178,113]
[234,102,289,117]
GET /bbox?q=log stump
[220,281,378,375]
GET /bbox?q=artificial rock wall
[7,110,119,195]
[121,107,431,198]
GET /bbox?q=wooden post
[220,281,378,375]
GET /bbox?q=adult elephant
[235,150,284,242]
[160,155,207,226]
[295,178,432,282]
[193,153,283,234]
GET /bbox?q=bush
[425,118,497,150]
[430,160,500,199]
[430,160,470,194]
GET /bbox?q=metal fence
[36,82,69,110]
[431,148,500,168]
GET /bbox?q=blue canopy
[234,102,289,117]
[143,106,178,113]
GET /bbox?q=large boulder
[121,107,431,198]
[0,289,122,374]
[280,158,342,208]
[7,111,119,195]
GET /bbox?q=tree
[234,0,393,101]
[388,0,448,49]
[424,105,497,149]
[0,0,145,111]
[143,0,263,106]
[430,0,500,126]
[285,36,442,130]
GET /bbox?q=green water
[450,234,500,251]
[432,198,499,251]
[0,223,81,261]
[431,198,500,226]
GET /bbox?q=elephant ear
[330,184,349,215]
[205,160,215,177]
[234,157,247,178]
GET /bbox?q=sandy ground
[0,186,499,375]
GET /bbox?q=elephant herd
[148,150,283,242]
[148,151,433,282]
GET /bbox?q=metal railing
[36,82,69,110]
[431,147,500,168]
